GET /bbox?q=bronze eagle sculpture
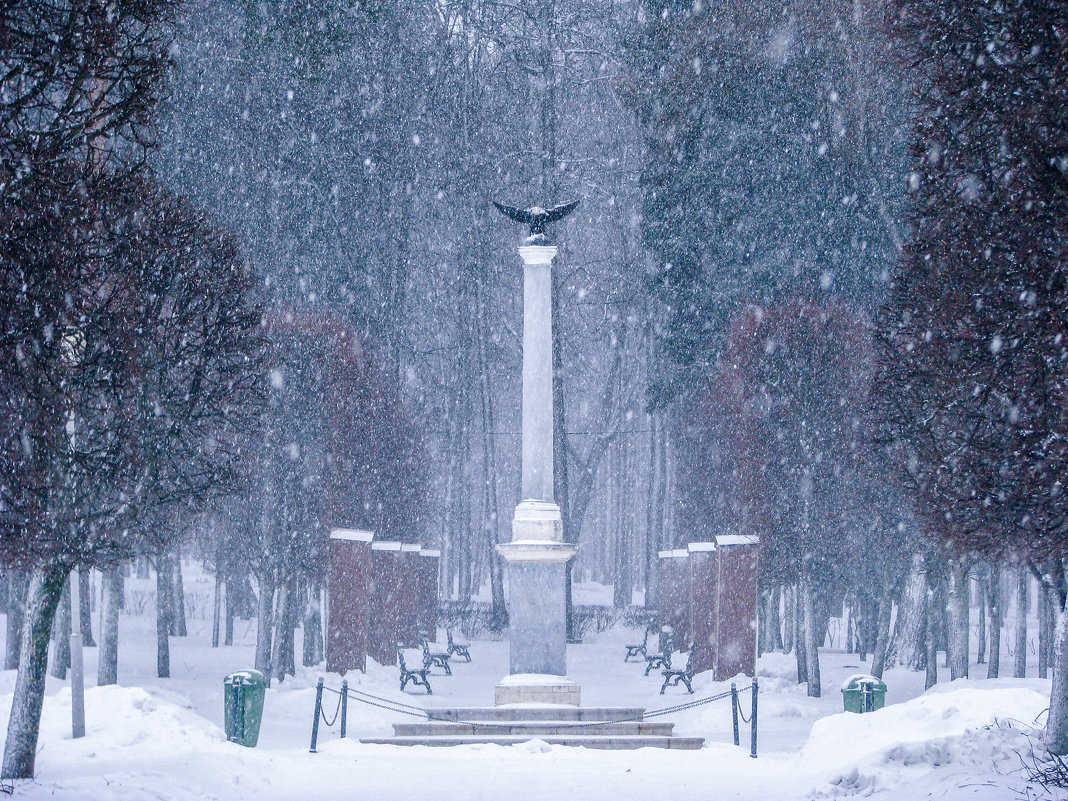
[492,200,579,241]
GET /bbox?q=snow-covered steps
[392,720,676,736]
[359,734,705,749]
[360,707,705,750]
[426,706,646,722]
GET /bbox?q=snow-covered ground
[0,568,1060,800]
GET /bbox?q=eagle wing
[492,201,535,224]
[543,200,579,223]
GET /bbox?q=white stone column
[518,244,555,503]
[496,243,578,695]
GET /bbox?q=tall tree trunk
[212,571,222,649]
[870,582,894,679]
[644,412,661,610]
[303,581,323,667]
[474,278,506,629]
[925,584,938,690]
[987,562,1001,679]
[171,552,187,637]
[783,584,795,654]
[1039,584,1049,678]
[1014,562,1028,678]
[1,563,68,779]
[946,560,970,679]
[612,436,632,608]
[4,571,28,671]
[976,570,987,664]
[224,577,236,647]
[1045,598,1068,754]
[155,557,171,679]
[802,579,821,697]
[254,571,275,678]
[49,581,71,680]
[97,567,122,686]
[895,553,928,669]
[794,585,808,684]
[272,581,293,682]
[78,569,95,648]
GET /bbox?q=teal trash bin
[841,674,886,713]
[224,670,267,746]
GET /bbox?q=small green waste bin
[224,670,266,746]
[841,674,886,713]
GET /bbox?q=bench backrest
[659,626,674,656]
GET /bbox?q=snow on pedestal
[495,243,578,703]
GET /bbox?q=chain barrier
[311,674,759,756]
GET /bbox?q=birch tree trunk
[78,569,95,648]
[1014,563,1028,678]
[946,560,970,679]
[976,571,987,664]
[925,585,938,690]
[2,563,69,779]
[870,582,893,679]
[802,580,821,697]
[1044,600,1068,754]
[895,553,928,669]
[475,275,506,629]
[783,585,795,654]
[224,575,235,646]
[254,572,275,678]
[97,567,123,686]
[49,581,71,680]
[171,552,187,637]
[156,558,171,679]
[303,581,323,667]
[987,562,1001,679]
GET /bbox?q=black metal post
[340,679,348,739]
[731,682,740,747]
[750,678,758,758]
[309,677,324,753]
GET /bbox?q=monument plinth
[491,226,578,704]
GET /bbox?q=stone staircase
[360,706,704,750]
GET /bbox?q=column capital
[517,244,558,266]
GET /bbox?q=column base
[495,674,580,707]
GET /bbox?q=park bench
[644,625,675,676]
[398,646,432,694]
[446,629,471,662]
[624,626,653,662]
[660,644,696,694]
[421,637,452,675]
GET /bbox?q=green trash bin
[841,673,886,713]
[224,670,267,746]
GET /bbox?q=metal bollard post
[731,683,740,747]
[340,680,348,739]
[750,678,758,758]
[309,677,324,753]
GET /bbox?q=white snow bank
[799,678,1050,798]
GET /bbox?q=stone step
[426,707,646,722]
[359,734,705,750]
[393,720,675,736]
